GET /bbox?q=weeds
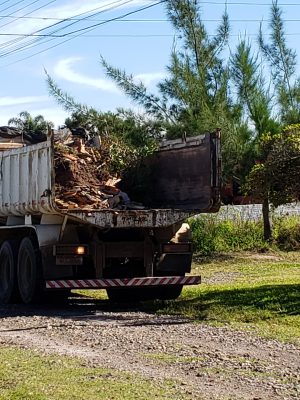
[190,214,300,255]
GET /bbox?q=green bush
[274,216,300,251]
[189,214,300,255]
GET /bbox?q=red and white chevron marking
[45,276,201,289]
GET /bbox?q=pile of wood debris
[0,126,143,211]
[53,131,131,210]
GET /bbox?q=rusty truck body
[0,131,220,303]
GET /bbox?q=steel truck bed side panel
[0,141,55,216]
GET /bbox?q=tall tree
[102,0,232,134]
[231,39,282,240]
[246,125,300,238]
[102,0,252,182]
[232,0,300,239]
[258,0,300,124]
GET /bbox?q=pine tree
[258,0,300,124]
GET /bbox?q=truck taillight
[53,245,89,256]
[76,246,86,255]
[162,243,191,253]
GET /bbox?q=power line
[3,17,300,24]
[82,32,300,37]
[61,0,167,36]
[0,0,17,8]
[0,0,130,51]
[3,31,300,38]
[0,0,57,30]
[2,0,300,67]
[0,0,135,55]
[0,0,28,14]
[0,0,166,67]
[0,0,58,51]
[201,1,300,5]
[0,0,14,7]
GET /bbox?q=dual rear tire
[17,237,42,304]
[0,237,42,304]
[0,241,18,304]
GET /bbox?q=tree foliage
[258,0,300,124]
[231,40,280,138]
[246,126,300,207]
[46,71,161,174]
[101,0,253,183]
[44,0,300,239]
[101,0,233,135]
[8,111,53,135]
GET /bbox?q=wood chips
[53,134,124,211]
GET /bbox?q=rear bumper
[45,275,201,290]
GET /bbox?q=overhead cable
[0,0,166,67]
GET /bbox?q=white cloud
[32,107,69,127]
[54,57,166,93]
[0,100,68,127]
[0,0,148,44]
[134,72,167,86]
[48,0,148,20]
[54,57,119,93]
[0,96,48,107]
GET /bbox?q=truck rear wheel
[0,241,18,304]
[17,237,42,304]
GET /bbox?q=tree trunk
[262,197,272,241]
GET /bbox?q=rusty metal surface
[120,132,221,211]
[0,132,221,228]
[149,132,220,210]
[64,208,194,228]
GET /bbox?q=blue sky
[1,0,300,127]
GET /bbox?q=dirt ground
[0,295,299,400]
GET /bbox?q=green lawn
[156,252,300,345]
[78,251,300,345]
[1,252,299,399]
[0,346,182,400]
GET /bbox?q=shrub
[274,216,300,251]
[190,215,265,255]
[190,214,300,255]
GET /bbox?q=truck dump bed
[0,131,220,228]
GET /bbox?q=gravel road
[0,297,299,400]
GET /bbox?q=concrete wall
[213,203,300,221]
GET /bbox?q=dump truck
[0,130,221,304]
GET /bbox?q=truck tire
[0,241,18,304]
[17,237,42,304]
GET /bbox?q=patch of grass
[155,253,300,345]
[75,252,300,345]
[189,215,300,255]
[275,216,300,251]
[189,216,267,255]
[73,289,108,300]
[0,346,184,400]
